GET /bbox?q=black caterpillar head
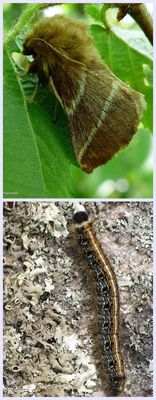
[73,211,88,224]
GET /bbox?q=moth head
[23,35,50,83]
[23,37,37,57]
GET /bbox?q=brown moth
[23,15,146,173]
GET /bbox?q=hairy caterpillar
[73,209,125,395]
[23,14,146,173]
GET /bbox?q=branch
[115,3,153,45]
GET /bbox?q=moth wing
[66,66,146,173]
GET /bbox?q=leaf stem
[115,3,153,45]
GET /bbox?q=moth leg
[53,99,59,122]
[49,76,63,108]
[16,56,38,77]
[27,80,39,104]
[16,69,29,78]
[16,56,40,103]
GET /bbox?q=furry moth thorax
[23,15,146,173]
[23,15,102,68]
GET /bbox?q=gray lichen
[3,201,153,396]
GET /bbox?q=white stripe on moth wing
[65,71,86,116]
[78,79,119,164]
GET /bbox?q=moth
[23,15,146,173]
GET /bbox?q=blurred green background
[4,3,153,198]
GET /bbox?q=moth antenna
[31,38,86,67]
[53,99,59,123]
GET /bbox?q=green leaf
[3,45,74,198]
[112,27,153,61]
[143,64,153,87]
[85,4,101,22]
[90,24,153,131]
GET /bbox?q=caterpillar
[73,209,125,395]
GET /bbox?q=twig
[115,3,153,45]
